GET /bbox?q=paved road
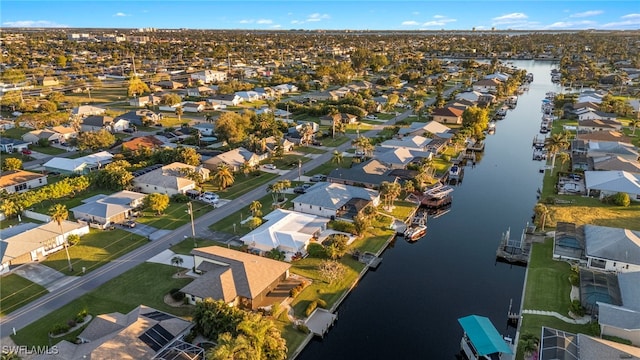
[0,83,460,338]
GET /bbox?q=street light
[186,202,197,248]
[298,159,302,182]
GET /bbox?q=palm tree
[49,204,73,272]
[299,123,314,146]
[267,179,290,205]
[240,161,253,177]
[331,150,343,165]
[544,133,570,172]
[207,332,253,360]
[171,256,184,268]
[630,117,639,136]
[556,152,570,172]
[175,106,184,122]
[213,164,235,190]
[534,203,550,232]
[249,200,263,218]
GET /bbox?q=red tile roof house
[431,106,464,125]
[180,246,291,310]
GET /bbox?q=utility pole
[187,202,196,247]
[298,159,302,182]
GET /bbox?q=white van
[200,192,219,204]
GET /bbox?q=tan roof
[577,131,632,143]
[188,246,290,299]
[0,170,46,188]
[1,220,86,264]
[122,136,164,151]
[50,126,76,135]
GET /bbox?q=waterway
[298,60,561,359]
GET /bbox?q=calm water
[298,60,561,359]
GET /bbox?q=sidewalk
[522,309,592,324]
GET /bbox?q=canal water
[298,60,561,359]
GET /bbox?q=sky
[1,1,639,31]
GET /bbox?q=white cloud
[401,20,420,26]
[621,13,640,19]
[492,12,528,24]
[287,12,293,16]
[114,12,129,17]
[545,20,596,29]
[421,15,456,27]
[433,15,446,19]
[412,11,420,15]
[239,19,253,24]
[2,20,67,27]
[271,24,282,29]
[291,20,302,25]
[307,13,330,22]
[601,13,640,28]
[256,19,273,24]
[570,10,603,18]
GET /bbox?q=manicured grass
[275,320,308,358]
[11,262,194,347]
[170,238,238,255]
[136,201,211,230]
[42,228,148,276]
[306,157,353,176]
[352,228,395,253]
[159,115,190,127]
[515,315,597,360]
[344,122,373,134]
[267,154,311,171]
[202,172,280,200]
[319,136,351,148]
[522,238,572,315]
[379,200,418,222]
[294,146,326,154]
[290,256,365,317]
[209,194,296,235]
[31,145,67,155]
[0,274,48,316]
[1,127,29,138]
[65,87,128,104]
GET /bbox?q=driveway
[118,222,160,238]
[12,263,78,292]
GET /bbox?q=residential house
[192,122,215,136]
[203,147,264,172]
[585,170,640,201]
[43,151,114,175]
[122,135,165,152]
[272,84,298,94]
[39,76,59,87]
[598,271,640,346]
[583,224,640,272]
[577,91,605,104]
[71,190,146,226]
[293,183,380,220]
[398,121,452,139]
[375,147,433,169]
[379,135,432,152]
[0,221,89,274]
[43,305,194,360]
[182,102,205,113]
[0,170,48,194]
[128,95,160,108]
[235,91,261,102]
[484,72,510,82]
[578,110,618,122]
[186,86,214,97]
[133,162,209,196]
[81,115,130,132]
[265,136,294,153]
[71,105,105,117]
[180,246,291,309]
[0,138,30,153]
[208,94,242,107]
[240,209,328,259]
[319,113,341,126]
[566,101,600,116]
[472,78,501,93]
[587,141,639,162]
[0,119,15,131]
[537,327,640,360]
[190,69,227,84]
[328,159,418,189]
[576,130,632,144]
[156,80,184,89]
[578,118,623,133]
[50,126,77,141]
[22,129,64,144]
[431,106,464,125]
[114,109,159,126]
[593,156,640,173]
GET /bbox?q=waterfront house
[202,147,263,172]
[240,209,328,260]
[0,169,48,194]
[537,327,640,360]
[586,141,638,162]
[70,190,146,226]
[180,246,291,309]
[431,106,464,125]
[46,305,194,360]
[592,155,640,173]
[293,182,380,220]
[472,78,502,93]
[577,110,618,122]
[552,222,585,262]
[585,170,640,201]
[0,220,89,274]
[374,147,434,169]
[576,130,632,144]
[583,224,640,273]
[379,135,432,152]
[597,271,640,346]
[328,159,418,189]
[133,162,209,196]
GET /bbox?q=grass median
[0,274,48,317]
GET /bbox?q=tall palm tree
[175,106,184,122]
[630,117,639,136]
[207,332,253,360]
[171,256,184,268]
[331,150,343,165]
[249,200,262,218]
[267,179,290,205]
[544,133,570,172]
[49,204,73,271]
[534,203,550,231]
[213,164,235,190]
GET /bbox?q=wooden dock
[495,227,533,265]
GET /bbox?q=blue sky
[1,1,639,30]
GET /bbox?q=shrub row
[289,281,309,297]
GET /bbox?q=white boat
[424,183,454,199]
[404,225,427,241]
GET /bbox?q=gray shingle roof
[293,182,378,211]
[584,225,640,265]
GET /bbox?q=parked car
[123,128,134,133]
[47,171,61,176]
[302,183,312,190]
[568,173,582,181]
[365,114,378,120]
[200,192,219,204]
[293,186,306,194]
[21,149,32,155]
[312,140,323,146]
[122,220,136,228]
[263,164,277,170]
[310,174,327,182]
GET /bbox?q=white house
[379,135,432,152]
[43,151,113,175]
[0,170,48,194]
[235,91,261,102]
[190,70,227,84]
[240,209,328,260]
[585,170,640,201]
[193,122,215,136]
[584,224,640,273]
[208,94,242,107]
[472,78,501,93]
[598,271,640,346]
[71,190,146,226]
[133,162,209,196]
[272,84,298,94]
[577,110,618,122]
[293,183,380,219]
[71,105,105,117]
[182,102,205,113]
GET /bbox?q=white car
[365,114,378,120]
[263,164,277,170]
[199,192,219,204]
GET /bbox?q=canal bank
[298,60,561,360]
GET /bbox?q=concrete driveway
[12,263,78,292]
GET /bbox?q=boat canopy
[457,315,513,356]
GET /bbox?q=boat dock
[495,226,536,265]
[353,250,382,269]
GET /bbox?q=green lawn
[267,154,311,171]
[294,146,326,154]
[0,274,49,316]
[306,157,353,176]
[319,136,351,148]
[202,172,280,200]
[11,262,194,347]
[378,200,418,222]
[274,319,309,358]
[522,238,573,315]
[351,228,395,253]
[159,115,189,127]
[136,201,210,230]
[209,194,296,235]
[1,127,29,138]
[31,145,67,155]
[42,228,147,276]
[65,87,128,104]
[516,315,598,360]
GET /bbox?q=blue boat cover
[458,315,513,356]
